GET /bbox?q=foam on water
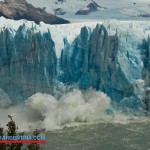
[25,89,112,130]
[0,88,143,132]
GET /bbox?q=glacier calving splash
[0,17,150,114]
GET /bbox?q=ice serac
[59,24,144,105]
[143,36,150,85]
[142,36,150,112]
[0,25,57,103]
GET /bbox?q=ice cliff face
[143,36,150,85]
[0,17,150,112]
[0,23,57,103]
[58,23,146,110]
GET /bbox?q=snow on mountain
[26,0,96,14]
[26,0,150,20]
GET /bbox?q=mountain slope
[0,0,69,24]
[26,0,150,20]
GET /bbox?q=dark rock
[87,0,102,10]
[54,8,66,15]
[75,9,91,15]
[75,0,107,15]
[138,13,150,17]
[0,0,69,24]
[57,0,66,4]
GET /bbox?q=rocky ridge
[0,0,69,24]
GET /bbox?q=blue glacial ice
[0,17,150,113]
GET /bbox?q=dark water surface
[42,121,150,150]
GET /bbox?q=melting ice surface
[0,17,150,131]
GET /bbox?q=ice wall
[59,24,146,111]
[0,24,57,103]
[143,36,150,85]
[0,18,150,112]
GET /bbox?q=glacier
[0,17,150,114]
